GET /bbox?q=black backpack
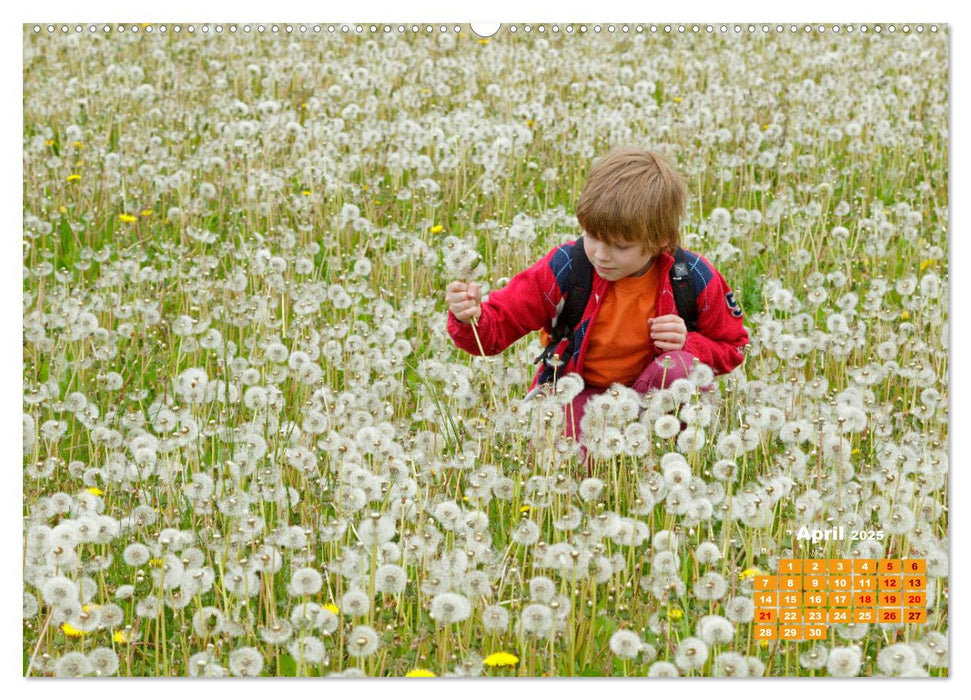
[535,235,698,372]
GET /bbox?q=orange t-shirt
[581,262,660,388]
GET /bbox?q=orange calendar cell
[829,559,853,574]
[804,574,828,590]
[853,575,877,590]
[754,576,777,591]
[829,592,852,607]
[880,575,902,591]
[879,591,902,607]
[778,559,804,574]
[854,591,877,607]
[779,575,802,590]
[755,608,777,623]
[830,575,852,590]
[804,609,826,624]
[904,608,927,624]
[804,592,827,607]
[779,592,803,607]
[828,609,851,624]
[780,608,803,624]
[880,608,902,624]
[755,625,777,640]
[853,608,878,623]
[879,559,901,574]
[779,624,804,641]
[853,559,877,574]
[804,559,828,574]
[755,592,777,606]
[904,592,927,607]
[903,559,926,574]
[805,625,827,640]
[904,575,926,590]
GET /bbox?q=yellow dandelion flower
[483,652,519,667]
[302,189,312,196]
[920,259,934,271]
[66,174,81,182]
[851,448,860,455]
[901,310,910,320]
[405,668,436,677]
[762,124,770,130]
[362,185,368,191]
[526,119,535,128]
[477,38,490,45]
[667,608,683,620]
[324,603,339,615]
[62,622,86,637]
[86,487,104,496]
[148,558,164,568]
[118,214,138,223]
[45,139,55,147]
[739,568,762,580]
[113,629,133,644]
[519,505,531,513]
[673,96,682,103]
[72,141,83,148]
[429,224,443,234]
[140,209,153,217]
[59,206,67,214]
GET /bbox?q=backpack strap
[670,247,699,332]
[535,237,593,371]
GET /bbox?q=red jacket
[447,239,749,389]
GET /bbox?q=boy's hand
[649,315,687,351]
[446,281,482,324]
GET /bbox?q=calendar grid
[753,559,927,641]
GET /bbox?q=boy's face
[583,232,661,280]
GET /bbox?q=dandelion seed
[528,576,557,603]
[86,647,119,677]
[258,620,293,645]
[697,614,735,644]
[228,647,264,677]
[724,596,755,623]
[54,651,91,677]
[654,415,681,439]
[647,661,680,677]
[288,636,327,665]
[288,567,323,597]
[430,592,472,625]
[694,542,722,564]
[481,605,510,633]
[826,646,862,677]
[374,564,407,595]
[341,589,371,618]
[346,625,380,658]
[519,603,554,638]
[674,637,709,671]
[609,629,642,659]
[42,575,79,608]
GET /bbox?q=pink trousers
[562,351,700,441]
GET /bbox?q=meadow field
[22,24,948,677]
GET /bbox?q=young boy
[445,147,749,440]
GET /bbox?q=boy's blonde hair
[576,147,687,254]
